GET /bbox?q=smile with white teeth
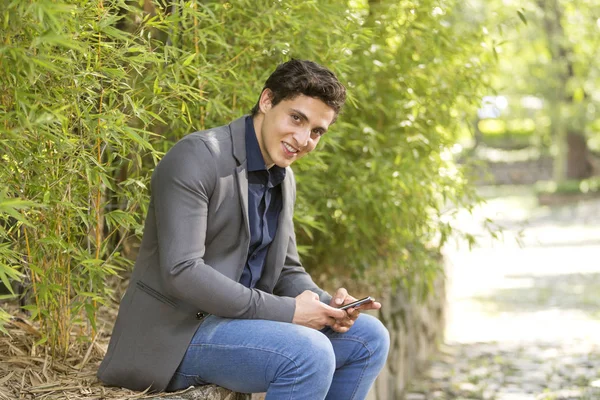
[283,142,298,154]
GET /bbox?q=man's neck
[251,114,274,169]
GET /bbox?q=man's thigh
[168,316,334,393]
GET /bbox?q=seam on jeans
[328,336,372,400]
[328,335,375,357]
[349,351,370,400]
[187,342,302,361]
[172,371,208,386]
[186,343,298,397]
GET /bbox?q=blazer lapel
[236,162,250,238]
[230,116,251,239]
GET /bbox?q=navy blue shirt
[239,117,286,288]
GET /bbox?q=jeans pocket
[167,371,209,392]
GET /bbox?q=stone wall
[368,275,446,400]
[472,156,554,185]
[470,152,600,186]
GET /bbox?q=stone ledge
[146,385,250,400]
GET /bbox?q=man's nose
[292,128,310,148]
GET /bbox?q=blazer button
[196,312,206,320]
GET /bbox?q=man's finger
[333,315,355,326]
[330,321,345,332]
[341,319,354,328]
[332,320,352,333]
[333,287,348,306]
[343,300,381,319]
[327,316,340,327]
[325,305,347,320]
[335,326,350,333]
[357,301,382,311]
[348,300,382,314]
[334,317,351,326]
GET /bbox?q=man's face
[255,90,336,169]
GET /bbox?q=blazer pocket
[135,281,177,308]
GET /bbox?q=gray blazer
[97,116,331,392]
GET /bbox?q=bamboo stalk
[55,220,65,356]
[65,184,72,350]
[95,112,103,261]
[90,0,105,337]
[200,106,205,130]
[23,228,42,329]
[193,1,199,55]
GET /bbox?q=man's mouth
[282,142,299,154]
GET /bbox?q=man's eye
[291,114,300,121]
[312,130,324,137]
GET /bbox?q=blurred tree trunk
[567,131,593,179]
[538,0,592,182]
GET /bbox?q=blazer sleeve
[272,171,333,305]
[151,136,296,322]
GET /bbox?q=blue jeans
[167,313,390,399]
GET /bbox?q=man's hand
[329,288,382,333]
[292,290,347,330]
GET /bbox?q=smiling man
[98,60,390,399]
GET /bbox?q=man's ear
[258,89,273,113]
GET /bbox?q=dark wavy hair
[250,59,346,120]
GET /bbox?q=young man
[98,60,389,399]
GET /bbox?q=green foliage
[478,118,537,148]
[295,0,491,289]
[479,119,507,135]
[535,177,600,195]
[0,0,492,352]
[1,0,167,350]
[479,119,536,137]
[0,192,38,333]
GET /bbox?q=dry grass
[0,302,154,400]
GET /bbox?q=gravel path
[406,188,600,400]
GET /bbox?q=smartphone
[338,296,374,311]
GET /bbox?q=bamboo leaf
[31,31,85,52]
[182,53,196,67]
[517,9,527,25]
